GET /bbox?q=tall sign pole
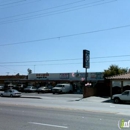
[83,50,90,98]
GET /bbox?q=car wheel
[114,98,120,104]
[53,92,55,94]
[10,94,13,97]
[1,94,3,97]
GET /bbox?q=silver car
[24,86,37,92]
[37,86,52,93]
[0,89,21,97]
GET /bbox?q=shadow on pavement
[68,98,83,102]
[102,99,130,105]
[102,99,113,103]
[20,96,42,99]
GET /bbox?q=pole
[85,68,87,82]
[83,68,87,98]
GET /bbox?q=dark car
[0,86,4,91]
[37,86,51,94]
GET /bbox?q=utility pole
[83,50,90,98]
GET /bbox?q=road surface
[0,103,129,130]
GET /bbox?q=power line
[0,0,85,19]
[1,59,130,66]
[0,0,41,9]
[0,65,26,73]
[91,55,130,59]
[0,0,25,6]
[0,23,130,47]
[0,54,130,64]
[0,0,117,25]
[0,58,81,64]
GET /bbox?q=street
[0,93,130,115]
[0,93,130,130]
[0,103,129,130]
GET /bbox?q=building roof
[106,73,130,80]
[0,75,27,80]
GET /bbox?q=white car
[0,89,21,97]
[37,86,51,93]
[112,90,130,103]
[52,83,73,94]
[24,86,37,92]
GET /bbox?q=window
[122,91,129,95]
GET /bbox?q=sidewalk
[0,94,130,116]
[20,94,130,116]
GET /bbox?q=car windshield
[26,86,32,88]
[5,89,19,93]
[56,85,64,87]
[39,87,46,89]
[122,91,129,95]
[13,89,19,92]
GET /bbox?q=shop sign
[59,73,69,79]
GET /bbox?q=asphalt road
[0,93,130,116]
[0,103,129,130]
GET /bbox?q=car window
[122,91,129,95]
[27,86,32,88]
[56,85,63,87]
[13,90,18,92]
[7,90,11,92]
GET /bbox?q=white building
[28,72,104,82]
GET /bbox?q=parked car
[24,86,37,92]
[37,86,51,93]
[52,83,73,94]
[13,84,26,92]
[0,89,21,97]
[112,90,130,103]
[0,86,4,91]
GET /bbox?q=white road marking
[28,122,68,129]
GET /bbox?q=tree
[104,65,128,78]
[27,68,32,74]
[16,73,20,76]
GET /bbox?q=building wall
[28,72,104,81]
[0,75,27,86]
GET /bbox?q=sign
[36,73,49,79]
[83,50,90,68]
[118,119,130,129]
[59,73,69,79]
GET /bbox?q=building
[0,72,109,96]
[106,72,130,99]
[0,75,27,85]
[28,72,104,81]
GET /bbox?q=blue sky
[0,0,130,75]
